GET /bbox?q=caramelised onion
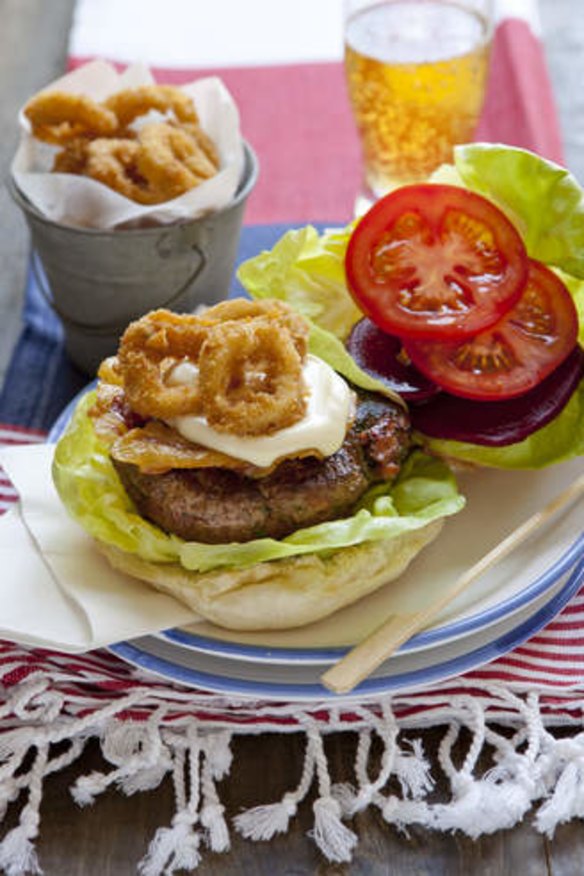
[346,318,440,402]
[411,346,584,446]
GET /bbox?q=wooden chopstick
[321,472,584,695]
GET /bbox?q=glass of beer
[344,0,494,211]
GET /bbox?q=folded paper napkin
[0,441,197,651]
[1,425,584,876]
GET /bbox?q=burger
[238,144,584,471]
[52,298,463,631]
[55,142,580,632]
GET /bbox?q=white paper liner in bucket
[11,60,245,229]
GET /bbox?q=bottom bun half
[98,519,444,632]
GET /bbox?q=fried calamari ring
[200,298,310,359]
[104,85,199,129]
[84,138,163,205]
[118,349,203,420]
[97,355,123,386]
[176,121,220,169]
[116,303,310,431]
[118,310,208,419]
[24,91,118,144]
[197,319,307,436]
[52,137,90,174]
[136,123,218,201]
[120,308,209,361]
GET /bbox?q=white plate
[157,458,583,664]
[112,558,584,702]
[51,390,584,666]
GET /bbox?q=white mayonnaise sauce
[166,355,354,467]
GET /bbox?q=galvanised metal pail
[10,141,259,375]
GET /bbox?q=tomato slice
[410,346,584,446]
[403,259,579,400]
[345,184,529,341]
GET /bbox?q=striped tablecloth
[0,2,583,873]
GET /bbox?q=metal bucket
[10,141,259,375]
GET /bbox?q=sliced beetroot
[411,345,584,446]
[346,318,440,401]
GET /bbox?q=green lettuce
[52,393,464,574]
[454,143,584,278]
[237,144,584,470]
[308,321,404,405]
[237,224,360,339]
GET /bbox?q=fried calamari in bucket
[23,85,220,204]
[22,91,118,143]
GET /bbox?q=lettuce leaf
[308,321,404,405]
[454,143,584,278]
[237,224,361,339]
[52,393,464,574]
[52,393,182,564]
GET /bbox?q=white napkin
[0,444,196,652]
[11,59,244,230]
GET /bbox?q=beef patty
[113,390,410,543]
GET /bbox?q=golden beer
[345,0,491,197]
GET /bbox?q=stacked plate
[50,396,583,702]
[111,459,584,702]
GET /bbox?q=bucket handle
[30,244,208,337]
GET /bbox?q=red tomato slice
[345,184,529,341]
[403,259,579,400]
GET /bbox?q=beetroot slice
[346,318,440,401]
[411,346,584,447]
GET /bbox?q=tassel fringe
[0,682,584,873]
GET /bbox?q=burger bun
[98,519,444,632]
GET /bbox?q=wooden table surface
[1,1,583,873]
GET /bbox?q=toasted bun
[97,519,443,631]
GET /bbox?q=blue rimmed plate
[112,559,584,701]
[50,387,584,666]
[157,458,583,664]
